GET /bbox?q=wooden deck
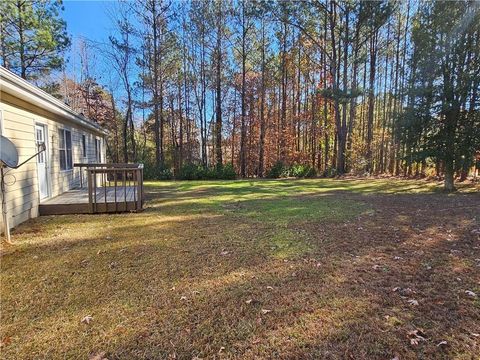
[39,163,144,216]
[39,186,141,215]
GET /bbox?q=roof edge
[0,66,108,136]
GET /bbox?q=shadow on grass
[1,179,479,358]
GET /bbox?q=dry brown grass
[1,179,479,359]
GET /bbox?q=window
[82,134,87,158]
[95,138,101,163]
[59,129,72,170]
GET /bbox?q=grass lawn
[1,178,479,359]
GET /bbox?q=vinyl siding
[0,93,106,232]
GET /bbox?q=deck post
[87,169,93,213]
[114,170,118,212]
[136,168,142,210]
[140,165,144,206]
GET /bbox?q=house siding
[0,92,106,231]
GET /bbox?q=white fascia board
[0,67,108,136]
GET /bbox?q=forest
[1,0,479,191]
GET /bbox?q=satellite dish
[0,135,19,168]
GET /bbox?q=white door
[35,124,49,200]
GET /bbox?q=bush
[143,162,173,180]
[158,168,173,180]
[266,162,316,179]
[266,161,286,178]
[221,163,236,180]
[178,163,203,180]
[203,167,218,180]
[290,164,316,178]
[177,162,237,180]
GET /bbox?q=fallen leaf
[266,286,274,290]
[180,296,187,301]
[81,315,93,324]
[245,299,253,304]
[220,250,230,256]
[465,290,477,298]
[407,329,427,345]
[0,337,11,348]
[218,346,225,353]
[407,299,419,306]
[436,340,447,347]
[261,309,272,314]
[400,288,414,296]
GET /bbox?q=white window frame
[59,128,73,171]
[95,138,102,163]
[82,134,87,159]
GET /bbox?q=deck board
[39,186,142,215]
[42,186,138,205]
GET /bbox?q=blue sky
[61,1,129,101]
[63,1,113,44]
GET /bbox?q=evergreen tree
[400,1,480,190]
[0,0,70,80]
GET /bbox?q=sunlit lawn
[1,178,479,359]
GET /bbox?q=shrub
[290,164,316,178]
[203,167,218,180]
[143,162,173,180]
[221,163,236,180]
[178,163,202,180]
[177,162,237,180]
[267,161,286,178]
[158,168,173,180]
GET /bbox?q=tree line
[1,0,479,190]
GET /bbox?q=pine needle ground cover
[1,179,479,359]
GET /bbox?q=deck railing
[74,163,144,213]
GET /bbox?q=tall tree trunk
[152,0,162,169]
[279,20,288,163]
[366,30,378,173]
[215,2,223,169]
[240,2,247,177]
[258,20,266,177]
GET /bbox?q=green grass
[1,178,479,359]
